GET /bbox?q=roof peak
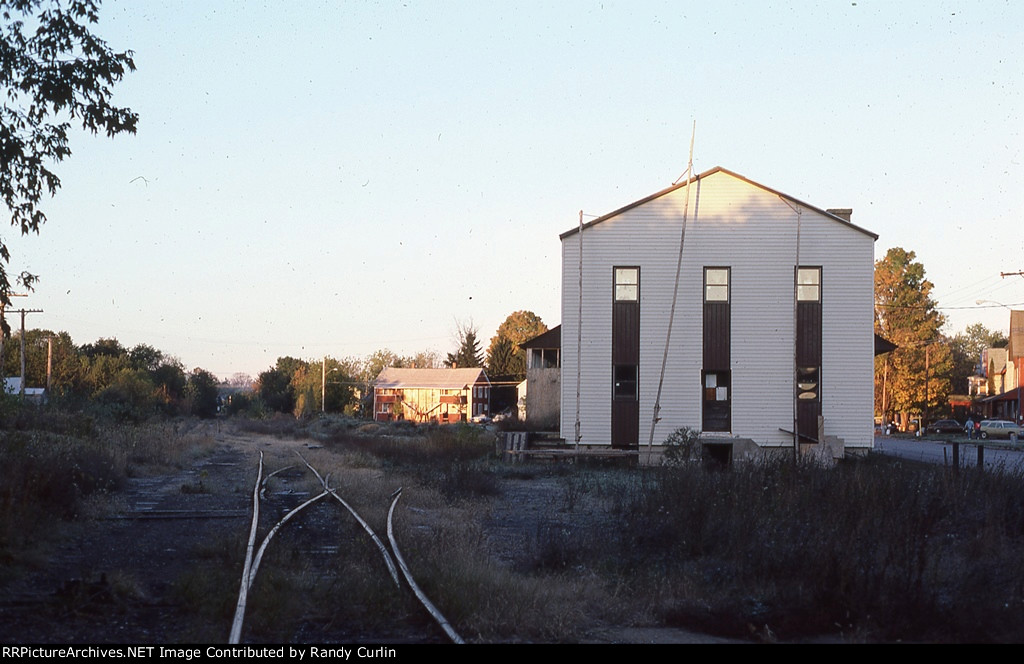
[559,167,877,241]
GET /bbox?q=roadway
[872,434,1024,472]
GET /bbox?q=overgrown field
[0,410,217,567]
[4,408,1024,642]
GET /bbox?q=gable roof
[374,367,489,390]
[520,325,561,350]
[559,166,878,241]
[986,347,1008,374]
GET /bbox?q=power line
[876,302,1024,311]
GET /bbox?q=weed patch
[597,457,1024,642]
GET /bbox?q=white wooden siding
[560,170,875,450]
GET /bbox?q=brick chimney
[826,208,852,222]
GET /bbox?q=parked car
[978,420,1024,440]
[925,419,962,434]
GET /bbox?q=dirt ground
[0,422,746,645]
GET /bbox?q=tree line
[0,308,552,422]
[1,332,218,421]
[251,311,550,418]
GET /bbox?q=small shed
[373,367,491,423]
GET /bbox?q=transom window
[614,267,639,302]
[797,267,821,302]
[704,267,730,302]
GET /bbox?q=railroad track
[228,451,464,645]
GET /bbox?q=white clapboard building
[559,167,877,462]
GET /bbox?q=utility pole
[924,345,930,426]
[0,293,28,390]
[46,336,53,396]
[16,309,43,398]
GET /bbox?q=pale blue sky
[7,0,1023,378]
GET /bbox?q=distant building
[3,377,46,403]
[982,348,1009,396]
[373,367,490,423]
[519,325,561,429]
[976,311,1024,422]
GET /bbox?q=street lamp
[322,357,340,413]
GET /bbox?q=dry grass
[0,413,218,565]
[596,456,1024,642]
[12,408,1024,643]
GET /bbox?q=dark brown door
[612,364,639,448]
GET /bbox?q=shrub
[662,426,701,465]
[0,431,124,549]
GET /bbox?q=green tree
[256,366,291,413]
[0,0,137,317]
[486,334,518,377]
[186,368,219,418]
[93,367,156,421]
[80,337,126,359]
[321,356,357,412]
[254,356,311,414]
[363,348,403,383]
[446,320,483,368]
[874,248,952,427]
[128,344,164,372]
[0,327,74,388]
[285,356,357,415]
[150,357,186,411]
[486,310,547,379]
[255,359,297,414]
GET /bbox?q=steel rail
[229,450,263,644]
[247,489,332,591]
[295,451,401,587]
[259,464,296,500]
[387,489,465,644]
[231,466,331,643]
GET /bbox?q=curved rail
[229,451,263,644]
[259,464,295,500]
[387,489,465,644]
[248,490,331,590]
[230,453,463,644]
[295,452,401,587]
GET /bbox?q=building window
[613,364,638,400]
[704,267,730,302]
[797,366,819,400]
[702,370,731,431]
[614,267,639,302]
[797,267,821,302]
